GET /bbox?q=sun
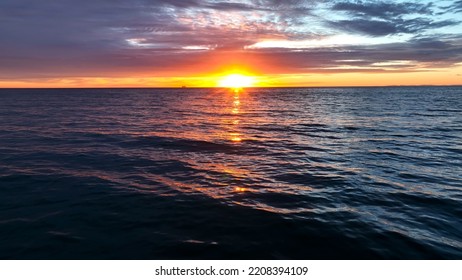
[218,74,255,88]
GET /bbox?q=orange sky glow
[2,66,461,88]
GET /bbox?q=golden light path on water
[132,86,316,214]
[230,91,242,143]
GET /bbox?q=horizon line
[1,84,462,90]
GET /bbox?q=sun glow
[218,74,255,88]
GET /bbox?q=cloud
[448,0,462,13]
[0,0,461,80]
[331,1,433,18]
[326,0,459,36]
[247,34,462,73]
[327,18,457,37]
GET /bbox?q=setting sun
[218,74,255,88]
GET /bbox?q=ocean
[0,87,461,259]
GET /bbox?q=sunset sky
[1,0,462,87]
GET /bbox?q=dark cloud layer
[0,0,461,79]
[449,0,462,12]
[327,18,457,36]
[332,1,433,17]
[249,35,462,74]
[329,1,458,36]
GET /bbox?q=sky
[1,0,462,87]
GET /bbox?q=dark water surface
[0,87,461,259]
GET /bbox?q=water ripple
[0,87,461,259]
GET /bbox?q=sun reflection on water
[229,91,242,143]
